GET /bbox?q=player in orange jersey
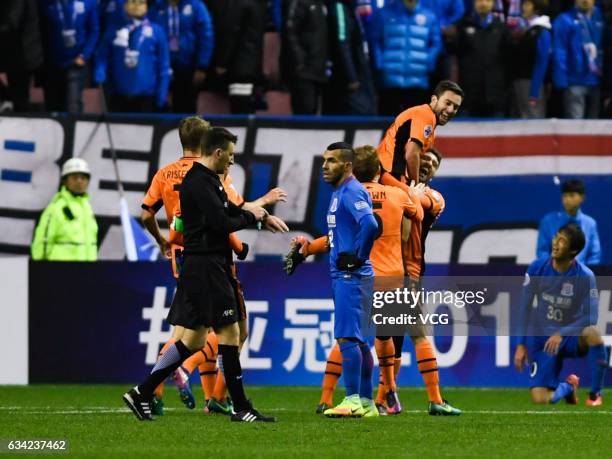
[383,147,461,416]
[377,80,463,185]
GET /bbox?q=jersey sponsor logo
[330,198,338,213]
[424,125,433,139]
[222,309,234,317]
[327,214,336,227]
[354,200,369,210]
[560,282,574,297]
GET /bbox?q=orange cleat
[586,394,603,406]
[564,374,580,405]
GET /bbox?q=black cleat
[123,386,153,421]
[231,406,277,423]
[316,403,331,414]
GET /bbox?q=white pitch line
[0,407,611,415]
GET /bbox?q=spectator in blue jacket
[39,0,100,113]
[553,0,605,118]
[94,0,170,112]
[509,0,552,118]
[370,0,442,115]
[537,179,601,265]
[149,0,214,113]
[323,0,376,115]
[99,0,126,33]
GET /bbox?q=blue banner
[29,261,612,387]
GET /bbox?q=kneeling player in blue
[320,143,379,418]
[514,224,607,406]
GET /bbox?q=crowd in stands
[0,0,611,118]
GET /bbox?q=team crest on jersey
[183,4,193,15]
[354,200,369,210]
[560,283,574,297]
[143,26,153,38]
[74,1,85,14]
[415,14,426,25]
[424,125,433,138]
[330,198,338,213]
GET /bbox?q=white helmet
[61,158,91,178]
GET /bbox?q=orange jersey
[142,156,198,245]
[405,187,445,279]
[377,104,437,177]
[423,186,445,217]
[223,174,245,207]
[365,182,422,277]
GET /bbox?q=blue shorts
[332,275,374,342]
[526,336,584,388]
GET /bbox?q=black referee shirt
[180,161,256,257]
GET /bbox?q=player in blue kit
[514,223,608,406]
[320,142,379,418]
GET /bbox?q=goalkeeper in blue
[514,223,607,406]
[320,142,379,418]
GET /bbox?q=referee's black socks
[138,340,194,397]
[218,344,250,412]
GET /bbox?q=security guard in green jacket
[31,158,98,261]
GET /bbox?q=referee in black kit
[124,127,288,422]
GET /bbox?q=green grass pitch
[0,385,610,458]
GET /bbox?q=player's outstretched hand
[411,182,426,196]
[159,238,172,259]
[514,344,528,372]
[543,335,562,356]
[263,187,288,205]
[264,215,289,233]
[249,205,268,222]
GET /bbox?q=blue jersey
[327,176,378,278]
[517,257,598,345]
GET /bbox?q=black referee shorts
[167,254,241,329]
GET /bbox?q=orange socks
[212,370,228,402]
[415,339,443,404]
[197,334,219,400]
[154,338,176,398]
[319,344,343,406]
[375,338,396,403]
